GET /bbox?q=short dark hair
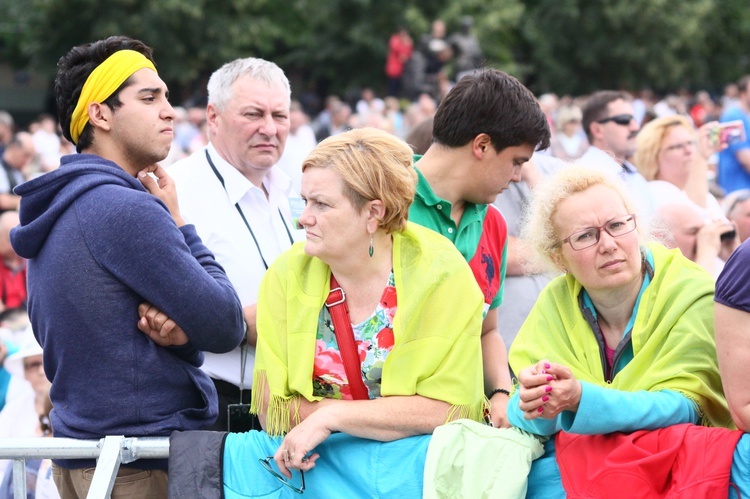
[432,69,550,153]
[55,36,155,152]
[581,90,632,142]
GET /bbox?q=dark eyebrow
[137,87,170,100]
[137,87,167,97]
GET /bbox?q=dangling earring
[368,234,374,258]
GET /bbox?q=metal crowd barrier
[0,436,170,498]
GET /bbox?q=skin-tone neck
[211,136,269,190]
[587,269,643,345]
[328,230,393,284]
[84,136,140,176]
[591,139,626,165]
[418,144,472,225]
[328,230,394,323]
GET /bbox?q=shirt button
[448,228,454,234]
[436,204,443,210]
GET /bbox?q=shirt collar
[414,166,483,218]
[205,142,293,205]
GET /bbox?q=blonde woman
[634,115,723,219]
[508,165,731,498]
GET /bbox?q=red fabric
[556,424,743,498]
[385,34,413,78]
[0,262,26,309]
[325,274,369,400]
[467,206,507,308]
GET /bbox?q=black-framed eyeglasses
[596,114,635,126]
[259,456,305,494]
[554,214,637,251]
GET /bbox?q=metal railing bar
[0,438,101,459]
[12,460,25,499]
[87,436,124,499]
[0,437,170,499]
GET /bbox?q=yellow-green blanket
[252,222,486,435]
[510,243,731,428]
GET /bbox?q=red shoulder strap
[325,274,369,400]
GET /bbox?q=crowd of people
[2,30,750,498]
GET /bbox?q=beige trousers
[52,464,168,498]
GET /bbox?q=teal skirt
[223,431,431,498]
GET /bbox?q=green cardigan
[252,222,487,436]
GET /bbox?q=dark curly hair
[432,69,550,153]
[55,36,155,152]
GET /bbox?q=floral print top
[312,272,397,400]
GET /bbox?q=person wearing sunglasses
[578,91,655,215]
[507,165,731,498]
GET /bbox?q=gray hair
[0,110,14,128]
[207,58,291,111]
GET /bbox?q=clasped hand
[517,359,582,420]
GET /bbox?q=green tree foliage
[2,0,749,100]
[519,0,750,95]
[0,0,524,102]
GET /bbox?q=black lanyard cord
[205,150,293,270]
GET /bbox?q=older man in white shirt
[165,58,304,431]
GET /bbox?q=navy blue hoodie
[10,154,244,467]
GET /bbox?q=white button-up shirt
[169,143,305,386]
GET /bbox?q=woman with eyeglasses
[507,165,732,498]
[634,115,724,219]
[635,115,739,275]
[203,128,486,497]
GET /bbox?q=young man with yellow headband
[9,35,245,496]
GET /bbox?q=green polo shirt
[409,159,508,310]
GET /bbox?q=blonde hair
[521,164,645,272]
[634,115,694,181]
[302,128,417,233]
[555,105,583,130]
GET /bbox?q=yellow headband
[69,49,157,144]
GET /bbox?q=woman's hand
[137,164,185,227]
[696,121,724,160]
[273,407,332,478]
[538,362,583,417]
[517,359,582,419]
